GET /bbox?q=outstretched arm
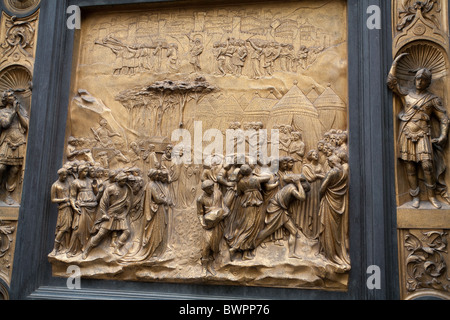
[387,53,409,97]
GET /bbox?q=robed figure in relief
[318,154,350,270]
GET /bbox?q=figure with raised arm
[387,53,450,209]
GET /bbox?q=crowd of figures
[50,125,350,276]
[195,127,350,274]
[213,38,324,78]
[96,35,181,75]
[97,34,325,78]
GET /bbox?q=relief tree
[145,77,216,130]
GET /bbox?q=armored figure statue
[0,89,29,205]
[388,53,450,209]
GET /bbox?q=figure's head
[71,161,79,173]
[415,68,432,91]
[57,168,68,181]
[159,170,169,183]
[307,149,319,162]
[239,164,252,177]
[116,172,128,186]
[1,89,16,107]
[132,167,141,176]
[88,166,96,178]
[328,154,341,168]
[108,170,118,182]
[317,140,325,151]
[201,180,215,195]
[148,169,159,181]
[292,132,302,141]
[337,132,348,146]
[287,157,295,170]
[324,144,335,157]
[130,142,139,151]
[279,157,290,170]
[78,165,89,178]
[68,136,78,146]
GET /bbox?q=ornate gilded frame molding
[390,0,450,300]
[0,0,39,300]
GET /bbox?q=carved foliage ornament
[0,220,14,259]
[1,12,37,65]
[405,231,450,293]
[397,0,442,31]
[393,0,448,56]
[0,220,15,285]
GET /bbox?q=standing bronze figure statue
[0,89,29,205]
[388,53,450,209]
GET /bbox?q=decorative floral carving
[0,220,15,283]
[405,231,450,292]
[1,15,37,61]
[397,0,441,31]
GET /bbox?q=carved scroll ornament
[405,231,450,293]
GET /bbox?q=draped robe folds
[198,188,228,255]
[51,180,73,252]
[51,180,72,233]
[125,180,146,256]
[262,184,298,236]
[318,165,350,269]
[68,178,98,255]
[259,172,283,242]
[124,180,169,262]
[179,164,198,208]
[161,155,181,206]
[225,176,264,251]
[297,163,323,239]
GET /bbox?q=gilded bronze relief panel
[48,0,350,290]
